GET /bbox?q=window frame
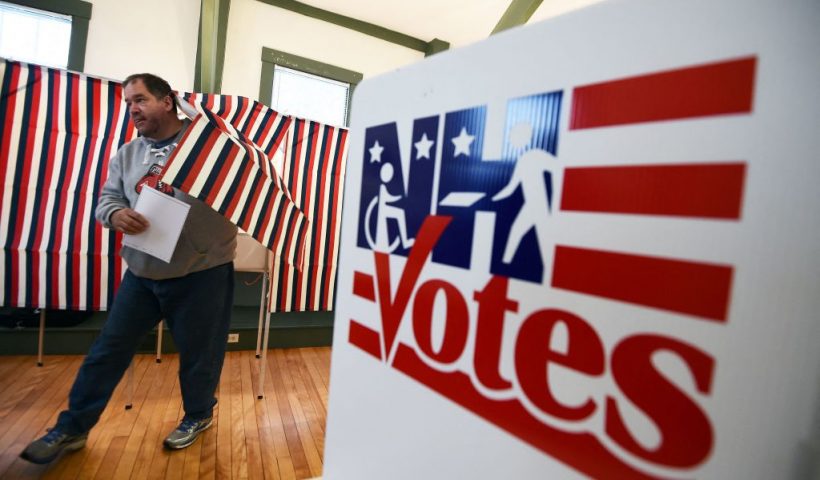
[0,0,92,72]
[259,47,362,127]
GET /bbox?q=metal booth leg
[254,273,268,359]
[156,320,163,363]
[257,308,272,399]
[37,310,46,367]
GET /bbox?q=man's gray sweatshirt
[95,122,237,280]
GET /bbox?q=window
[0,0,91,72]
[259,47,363,128]
[272,65,350,128]
[0,1,71,69]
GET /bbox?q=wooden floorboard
[0,348,330,480]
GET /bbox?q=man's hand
[111,208,149,234]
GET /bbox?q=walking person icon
[492,123,561,273]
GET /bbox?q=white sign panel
[324,0,820,478]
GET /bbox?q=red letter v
[374,215,451,361]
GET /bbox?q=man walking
[21,73,237,464]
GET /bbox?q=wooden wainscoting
[0,348,331,479]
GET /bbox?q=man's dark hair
[123,73,177,114]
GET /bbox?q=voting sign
[324,0,820,478]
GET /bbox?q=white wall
[82,0,200,91]
[221,0,424,101]
[77,0,430,99]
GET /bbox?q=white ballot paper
[122,187,190,263]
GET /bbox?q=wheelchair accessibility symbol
[363,163,415,253]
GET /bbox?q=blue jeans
[56,262,234,435]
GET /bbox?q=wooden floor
[0,348,331,479]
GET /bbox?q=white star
[451,127,474,157]
[369,140,384,163]
[414,133,434,160]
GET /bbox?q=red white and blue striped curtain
[1,61,349,312]
[176,94,349,312]
[270,118,348,312]
[0,59,134,310]
[164,94,309,268]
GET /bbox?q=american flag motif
[0,59,133,310]
[555,56,754,322]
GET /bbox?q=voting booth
[323,0,820,478]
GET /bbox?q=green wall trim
[3,0,92,72]
[259,47,363,125]
[425,38,450,57]
[491,0,544,34]
[261,47,363,86]
[67,15,88,72]
[255,0,447,55]
[259,61,275,106]
[195,0,231,93]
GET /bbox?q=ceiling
[297,0,607,49]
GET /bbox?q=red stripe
[552,246,733,321]
[88,78,103,309]
[348,321,382,360]
[324,130,347,307]
[570,56,756,129]
[561,163,746,219]
[204,93,215,112]
[69,75,84,309]
[0,62,21,219]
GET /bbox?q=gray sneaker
[20,428,88,464]
[163,416,213,450]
